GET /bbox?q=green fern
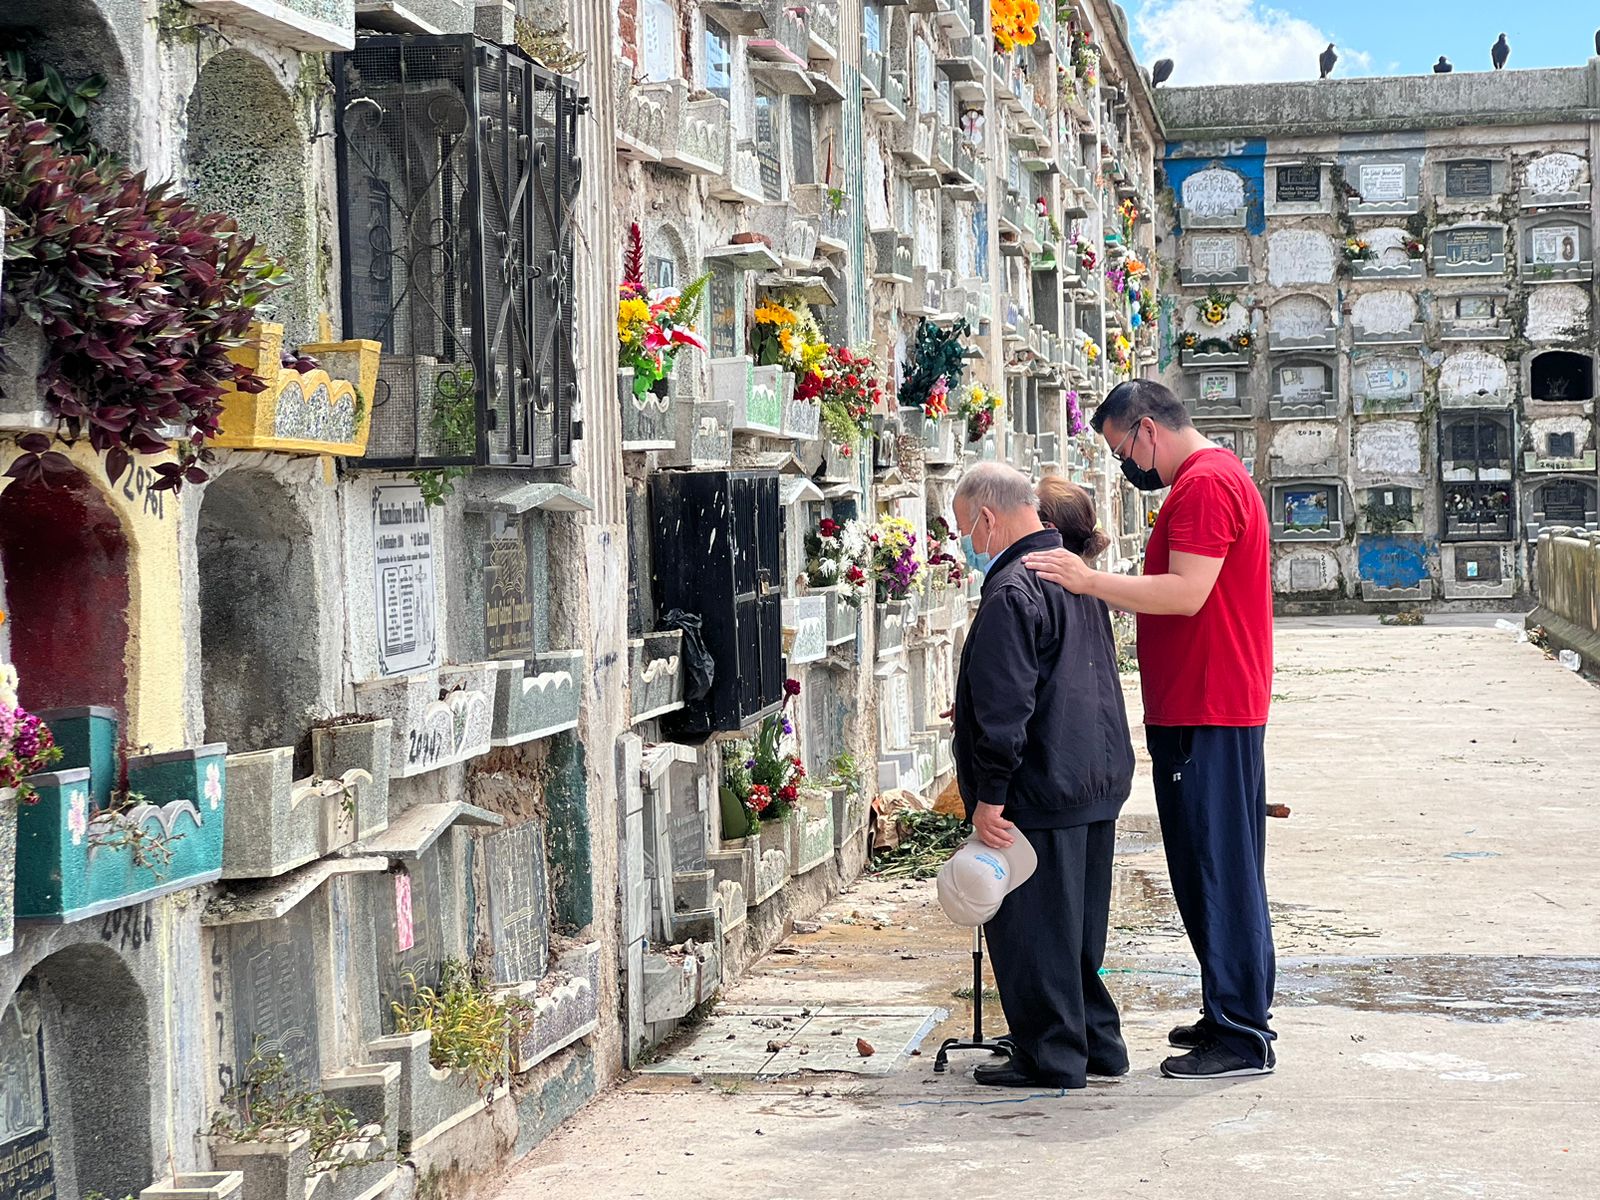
[677,272,710,326]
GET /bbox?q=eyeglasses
[1109,420,1144,463]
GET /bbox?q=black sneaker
[1168,1021,1208,1049]
[1161,1040,1275,1079]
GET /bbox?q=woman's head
[1037,476,1109,562]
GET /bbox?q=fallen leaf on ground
[856,1038,876,1057]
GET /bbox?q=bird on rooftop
[1151,58,1174,87]
[1492,34,1510,70]
[1319,43,1338,79]
[1433,56,1453,73]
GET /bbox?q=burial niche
[0,464,129,717]
[1530,350,1595,402]
[197,469,321,770]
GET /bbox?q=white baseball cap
[935,832,1038,926]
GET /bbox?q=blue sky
[1128,0,1598,86]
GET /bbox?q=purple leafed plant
[0,92,286,491]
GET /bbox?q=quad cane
[933,924,1010,1072]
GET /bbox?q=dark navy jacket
[953,528,1135,829]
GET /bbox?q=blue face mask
[962,519,994,575]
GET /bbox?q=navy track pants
[1145,724,1277,1067]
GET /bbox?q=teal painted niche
[16,713,228,923]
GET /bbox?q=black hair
[1090,379,1194,435]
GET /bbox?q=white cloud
[1131,0,1373,86]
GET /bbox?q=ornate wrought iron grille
[334,35,581,468]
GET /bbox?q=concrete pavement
[491,622,1600,1199]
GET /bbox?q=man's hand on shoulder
[972,802,1016,849]
[1022,547,1097,594]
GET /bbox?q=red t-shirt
[1137,447,1273,727]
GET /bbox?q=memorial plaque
[704,23,732,100]
[1456,551,1501,585]
[1365,488,1415,525]
[1213,431,1238,455]
[1275,164,1321,203]
[788,98,816,186]
[668,780,709,873]
[373,483,438,677]
[1358,163,1407,202]
[1531,225,1581,265]
[1542,480,1590,524]
[709,268,739,359]
[375,853,448,1027]
[1363,363,1414,397]
[1442,228,1496,267]
[0,996,51,1200]
[1546,431,1577,459]
[1283,487,1332,531]
[483,822,550,985]
[754,90,782,202]
[1191,236,1240,272]
[485,516,533,662]
[1277,364,1327,399]
[225,909,321,1085]
[1200,373,1236,401]
[1525,152,1583,197]
[1455,297,1497,321]
[1288,555,1329,591]
[648,255,676,293]
[1445,160,1493,198]
[1181,168,1245,219]
[1356,424,1421,475]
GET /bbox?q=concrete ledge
[1528,606,1600,676]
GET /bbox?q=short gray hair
[953,462,1038,515]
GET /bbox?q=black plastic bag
[660,608,714,702]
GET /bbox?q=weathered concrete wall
[1159,61,1600,139]
[1529,529,1600,671]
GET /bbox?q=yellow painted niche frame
[213,322,381,457]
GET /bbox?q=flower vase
[719,786,755,841]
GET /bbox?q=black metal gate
[334,35,581,468]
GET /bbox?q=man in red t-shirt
[1024,379,1277,1080]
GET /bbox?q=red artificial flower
[783,677,802,697]
[748,784,773,813]
[843,373,860,390]
[819,517,841,538]
[779,784,798,803]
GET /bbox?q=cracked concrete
[489,621,1599,1198]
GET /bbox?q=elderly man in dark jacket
[952,462,1136,1089]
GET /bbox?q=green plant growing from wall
[391,959,528,1095]
[410,369,476,506]
[210,1045,379,1175]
